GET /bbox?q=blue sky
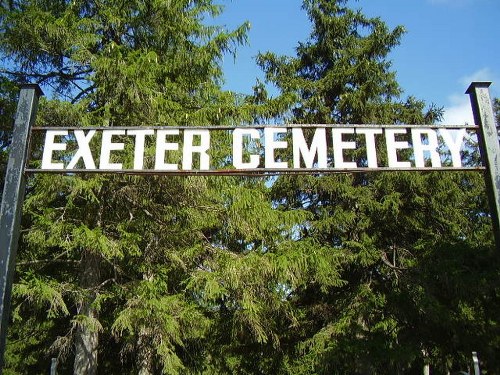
[215,0,499,124]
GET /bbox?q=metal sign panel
[26,124,482,175]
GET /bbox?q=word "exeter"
[38,126,470,172]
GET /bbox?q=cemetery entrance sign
[0,82,499,370]
[31,124,477,174]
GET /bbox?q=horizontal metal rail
[29,124,481,131]
[26,124,482,176]
[24,166,486,176]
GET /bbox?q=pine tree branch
[91,278,116,291]
[0,67,92,82]
[380,251,407,270]
[71,84,95,104]
[17,259,80,266]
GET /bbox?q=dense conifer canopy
[0,0,498,374]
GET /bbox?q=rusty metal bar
[29,124,481,131]
[23,166,485,176]
[0,84,43,370]
[466,82,500,248]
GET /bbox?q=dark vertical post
[466,82,500,248]
[0,84,43,370]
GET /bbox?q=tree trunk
[423,349,430,375]
[137,329,154,375]
[137,271,154,375]
[73,251,100,375]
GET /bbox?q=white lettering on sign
[356,128,383,168]
[440,128,466,167]
[182,129,210,170]
[386,129,411,168]
[332,128,357,169]
[292,128,327,168]
[66,130,96,169]
[41,130,68,169]
[128,129,154,169]
[264,127,288,169]
[100,129,125,170]
[155,129,180,170]
[412,128,441,168]
[37,126,473,172]
[233,128,260,169]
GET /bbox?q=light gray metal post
[466,82,500,248]
[50,357,57,375]
[0,84,43,371]
[472,351,480,375]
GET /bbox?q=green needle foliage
[249,1,498,374]
[0,0,260,374]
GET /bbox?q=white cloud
[440,68,498,125]
[441,94,474,125]
[459,68,496,87]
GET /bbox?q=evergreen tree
[0,1,271,374]
[249,0,499,373]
